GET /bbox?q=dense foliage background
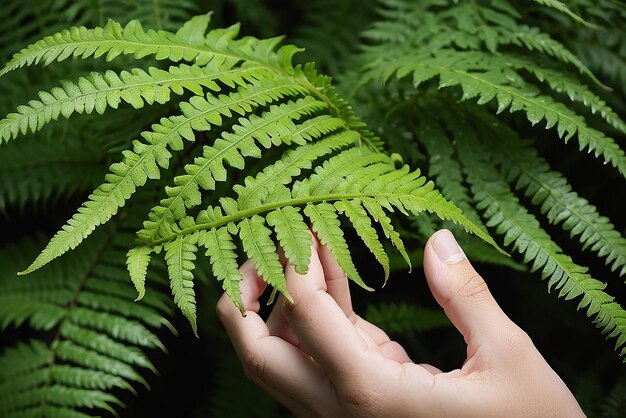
[1,0,625,417]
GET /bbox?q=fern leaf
[145,147,495,310]
[239,215,289,299]
[377,52,626,177]
[200,227,244,313]
[0,223,168,417]
[486,132,626,278]
[501,25,600,82]
[0,16,212,75]
[304,202,372,290]
[126,246,153,300]
[164,234,198,335]
[503,54,626,134]
[20,78,305,275]
[266,207,312,275]
[460,139,626,359]
[336,200,390,282]
[532,0,597,28]
[0,63,271,143]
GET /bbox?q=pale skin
[217,229,585,417]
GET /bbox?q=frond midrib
[143,191,434,246]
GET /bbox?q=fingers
[423,229,514,346]
[281,246,372,383]
[317,237,354,317]
[217,260,336,413]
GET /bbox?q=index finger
[316,235,355,319]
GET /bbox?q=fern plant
[1,1,625,417]
[0,207,173,417]
[0,13,491,335]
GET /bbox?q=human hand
[217,229,584,417]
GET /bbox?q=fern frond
[20,78,306,275]
[366,51,626,177]
[485,131,626,278]
[0,63,271,142]
[0,225,170,417]
[459,138,626,359]
[532,0,597,27]
[1,15,217,75]
[137,147,495,307]
[501,55,626,134]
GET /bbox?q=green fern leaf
[0,223,169,417]
[239,215,290,300]
[140,146,495,317]
[485,131,626,278]
[0,63,272,143]
[126,246,154,300]
[376,51,626,177]
[460,138,626,359]
[266,207,312,275]
[200,227,244,313]
[164,234,198,335]
[532,0,597,28]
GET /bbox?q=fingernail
[433,230,465,264]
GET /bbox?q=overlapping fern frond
[359,0,626,177]
[0,13,494,335]
[0,218,173,418]
[349,0,626,360]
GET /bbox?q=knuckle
[455,273,490,302]
[241,348,266,382]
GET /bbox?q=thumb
[423,229,512,345]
